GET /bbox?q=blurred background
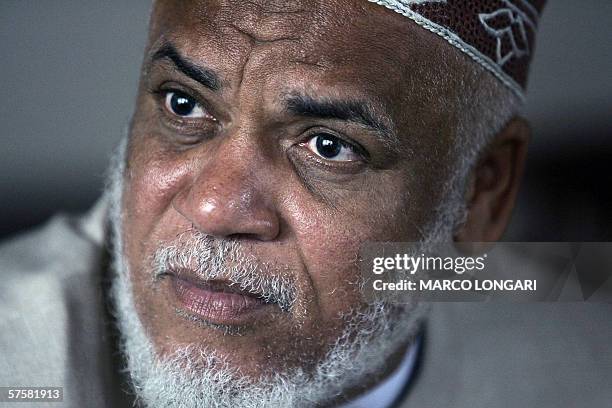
[1,0,611,241]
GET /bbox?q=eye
[164,91,207,118]
[304,133,362,162]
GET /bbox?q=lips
[168,272,275,326]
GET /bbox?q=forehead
[148,0,452,113]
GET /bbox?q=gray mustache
[151,231,297,311]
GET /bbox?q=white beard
[107,137,465,407]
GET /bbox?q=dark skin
[121,0,529,397]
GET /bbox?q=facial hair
[107,137,465,407]
[151,230,297,313]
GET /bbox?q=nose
[172,142,280,241]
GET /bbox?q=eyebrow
[283,93,398,148]
[150,43,221,92]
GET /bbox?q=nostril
[227,232,261,241]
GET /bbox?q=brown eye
[164,91,206,118]
[304,133,361,162]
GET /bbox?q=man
[1,1,611,407]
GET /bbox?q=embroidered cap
[367,0,546,100]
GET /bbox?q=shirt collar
[339,336,421,408]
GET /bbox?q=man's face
[122,0,461,380]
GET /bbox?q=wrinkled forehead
[149,0,412,58]
[148,0,456,112]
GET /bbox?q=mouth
[165,271,279,326]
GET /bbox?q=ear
[454,117,530,242]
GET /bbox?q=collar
[339,336,421,408]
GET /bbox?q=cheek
[282,185,413,318]
[122,139,193,269]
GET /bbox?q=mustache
[151,230,297,311]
